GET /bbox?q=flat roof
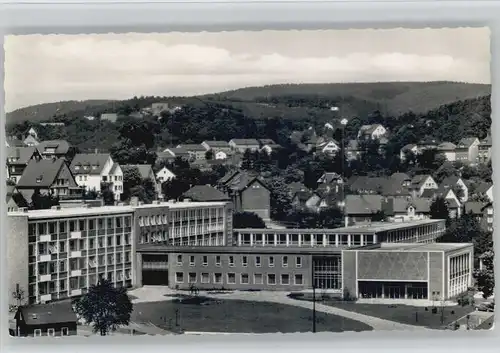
[363,242,473,252]
[138,244,344,255]
[235,219,446,235]
[8,201,230,220]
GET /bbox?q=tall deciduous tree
[74,278,133,336]
[430,196,450,222]
[474,250,494,299]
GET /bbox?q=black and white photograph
[4,27,494,337]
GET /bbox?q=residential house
[486,184,494,202]
[6,185,29,212]
[36,140,73,160]
[348,176,387,195]
[408,175,438,197]
[481,202,494,232]
[291,191,321,211]
[472,182,493,202]
[122,164,162,199]
[464,201,491,232]
[400,144,419,162]
[108,163,124,201]
[229,139,261,153]
[346,140,361,161]
[182,185,231,202]
[288,182,309,197]
[357,124,387,140]
[421,186,462,218]
[151,102,170,116]
[317,172,344,185]
[318,139,340,156]
[440,176,469,202]
[477,134,492,164]
[437,142,457,162]
[23,134,40,147]
[16,158,82,203]
[13,301,77,337]
[260,143,282,155]
[215,151,228,160]
[177,144,207,161]
[381,173,411,198]
[160,147,190,162]
[100,113,118,122]
[27,127,39,139]
[69,153,122,200]
[345,194,384,225]
[201,140,231,154]
[416,139,439,152]
[316,188,345,210]
[156,166,176,183]
[6,147,43,184]
[218,171,271,220]
[382,197,432,222]
[6,136,26,148]
[455,137,480,163]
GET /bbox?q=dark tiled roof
[350,176,387,193]
[122,165,154,180]
[475,182,492,194]
[479,135,492,146]
[70,153,110,175]
[457,137,479,149]
[410,174,432,188]
[109,163,120,174]
[258,139,276,146]
[441,176,461,188]
[17,302,77,325]
[7,137,26,147]
[289,182,308,195]
[293,191,315,203]
[345,194,383,214]
[17,158,66,188]
[318,172,343,184]
[37,140,71,155]
[464,201,486,215]
[6,147,39,165]
[230,139,260,146]
[203,140,229,148]
[177,144,207,152]
[182,185,230,202]
[164,147,190,156]
[437,142,457,151]
[382,197,431,215]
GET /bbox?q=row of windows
[32,234,131,255]
[33,327,70,337]
[28,216,132,236]
[178,254,302,268]
[176,272,304,286]
[35,270,132,293]
[34,252,132,275]
[238,233,374,246]
[138,211,225,227]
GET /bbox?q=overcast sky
[4,28,490,112]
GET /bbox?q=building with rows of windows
[8,202,473,305]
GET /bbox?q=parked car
[475,301,494,312]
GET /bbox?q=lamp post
[339,115,349,227]
[312,284,317,333]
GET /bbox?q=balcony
[40,294,52,303]
[39,274,52,282]
[70,251,82,258]
[71,270,82,277]
[70,289,82,296]
[70,231,82,239]
[39,234,51,242]
[39,254,52,262]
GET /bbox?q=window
[177,255,183,265]
[175,272,184,283]
[282,256,288,267]
[214,273,222,284]
[61,327,69,336]
[255,256,261,267]
[269,256,275,267]
[254,273,263,284]
[242,256,248,267]
[241,273,249,284]
[227,273,236,284]
[229,256,234,267]
[215,256,222,266]
[202,256,208,266]
[34,329,42,337]
[281,274,290,285]
[189,256,195,266]
[294,274,303,285]
[188,272,197,283]
[201,273,210,283]
[47,328,55,336]
[267,274,276,285]
[296,256,302,268]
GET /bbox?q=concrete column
[237,233,242,246]
[335,234,339,247]
[274,234,278,246]
[322,234,327,247]
[381,283,385,298]
[286,233,290,247]
[347,234,351,247]
[404,284,408,299]
[360,234,364,246]
[298,234,302,247]
[250,234,254,247]
[373,233,377,244]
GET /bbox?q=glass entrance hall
[358,281,428,299]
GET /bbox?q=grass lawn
[132,297,373,333]
[316,301,475,329]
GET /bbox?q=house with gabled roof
[6,147,42,184]
[455,137,480,163]
[400,144,419,162]
[6,136,26,148]
[36,140,73,160]
[440,175,468,202]
[157,166,176,183]
[345,194,384,225]
[17,158,82,203]
[229,139,260,153]
[6,184,29,212]
[318,139,340,156]
[159,147,190,163]
[382,197,432,222]
[288,182,309,197]
[218,170,271,220]
[421,186,462,218]
[260,143,282,155]
[357,124,387,140]
[177,144,207,161]
[437,142,457,162]
[477,134,492,164]
[346,140,361,161]
[23,134,40,147]
[100,113,118,122]
[201,140,231,154]
[408,174,438,197]
[348,176,387,195]
[182,185,231,202]
[291,191,321,211]
[122,164,162,198]
[69,153,122,201]
[317,172,344,185]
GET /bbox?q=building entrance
[142,254,169,286]
[312,255,342,290]
[358,281,428,299]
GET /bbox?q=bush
[457,292,475,307]
[431,307,438,314]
